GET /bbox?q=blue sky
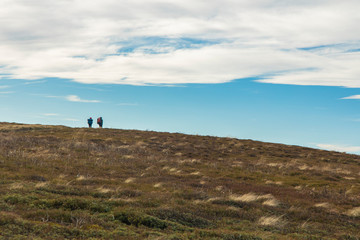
[2,77,360,153]
[1,0,360,153]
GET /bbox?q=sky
[1,0,360,153]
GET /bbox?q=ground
[0,122,359,239]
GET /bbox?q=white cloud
[316,144,360,153]
[24,80,47,85]
[43,113,59,116]
[0,0,359,86]
[65,95,100,103]
[341,95,360,100]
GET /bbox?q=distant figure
[97,117,103,128]
[87,117,93,128]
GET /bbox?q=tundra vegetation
[0,122,359,239]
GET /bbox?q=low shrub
[3,194,37,205]
[114,210,168,229]
[115,189,142,198]
[37,186,90,197]
[151,208,212,228]
[28,175,47,182]
[24,209,73,224]
[211,199,247,208]
[0,212,19,226]
[339,235,360,240]
[176,190,208,201]
[197,230,263,240]
[34,198,112,212]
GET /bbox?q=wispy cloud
[43,113,59,116]
[24,80,47,85]
[0,1,359,87]
[0,91,14,94]
[341,95,360,100]
[316,144,360,153]
[45,95,62,99]
[65,95,100,103]
[45,94,100,103]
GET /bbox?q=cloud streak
[341,95,360,100]
[43,113,59,116]
[65,95,100,103]
[316,144,360,154]
[0,0,359,87]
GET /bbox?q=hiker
[87,117,93,128]
[97,117,103,128]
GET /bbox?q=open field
[0,122,359,239]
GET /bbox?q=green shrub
[24,209,73,224]
[176,190,208,201]
[60,198,89,211]
[37,186,90,197]
[0,212,18,226]
[151,208,212,228]
[198,230,263,240]
[0,201,13,211]
[115,189,142,198]
[89,201,112,213]
[211,199,247,208]
[33,198,112,213]
[3,194,36,205]
[340,235,360,240]
[114,210,168,229]
[197,230,263,240]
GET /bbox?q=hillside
[0,122,359,240]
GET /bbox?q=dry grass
[229,193,274,203]
[154,183,163,188]
[35,182,47,188]
[262,198,280,207]
[9,182,23,190]
[76,175,87,181]
[346,207,360,217]
[215,186,224,191]
[344,177,356,180]
[97,186,112,193]
[314,202,331,209]
[265,180,283,185]
[258,215,285,227]
[124,177,136,183]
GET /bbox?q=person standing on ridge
[87,117,93,128]
[97,117,103,128]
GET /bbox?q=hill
[0,122,359,239]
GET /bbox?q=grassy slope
[0,122,359,240]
